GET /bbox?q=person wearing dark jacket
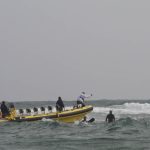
[106,110,115,123]
[81,116,95,123]
[0,101,10,118]
[56,97,65,112]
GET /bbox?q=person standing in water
[106,110,115,123]
[56,97,65,112]
[77,92,92,107]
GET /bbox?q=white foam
[41,118,53,122]
[93,103,150,115]
[16,103,150,117]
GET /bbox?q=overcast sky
[0,0,150,101]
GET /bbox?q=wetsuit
[106,114,115,123]
[0,103,9,118]
[56,97,65,112]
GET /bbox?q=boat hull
[3,105,93,123]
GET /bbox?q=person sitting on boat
[9,103,16,120]
[106,110,115,123]
[56,97,65,112]
[77,92,92,107]
[0,101,10,118]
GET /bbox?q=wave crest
[93,102,150,114]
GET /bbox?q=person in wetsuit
[81,116,95,123]
[0,101,10,118]
[106,110,115,123]
[56,97,65,112]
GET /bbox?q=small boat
[0,105,93,123]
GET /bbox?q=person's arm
[106,115,108,122]
[85,94,92,98]
[83,93,92,99]
[62,104,65,110]
[60,100,65,109]
[62,101,65,108]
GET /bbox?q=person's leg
[56,105,59,111]
[59,107,63,112]
[77,101,82,108]
[77,101,84,107]
[81,102,85,107]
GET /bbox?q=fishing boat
[0,105,93,123]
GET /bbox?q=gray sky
[0,0,150,101]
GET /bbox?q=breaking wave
[93,102,150,114]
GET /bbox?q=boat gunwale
[13,105,93,122]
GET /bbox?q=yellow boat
[0,118,8,123]
[0,105,93,123]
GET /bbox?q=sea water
[1,100,150,150]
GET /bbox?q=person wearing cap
[106,110,115,123]
[77,92,92,107]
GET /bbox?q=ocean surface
[1,99,150,150]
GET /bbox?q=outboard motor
[47,106,52,112]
